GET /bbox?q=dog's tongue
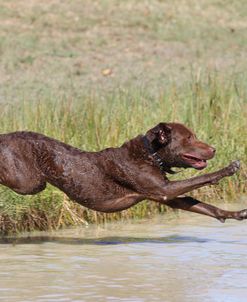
[194,160,207,170]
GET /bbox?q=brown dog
[0,122,245,222]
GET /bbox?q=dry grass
[0,0,246,235]
[1,0,247,99]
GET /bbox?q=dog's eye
[187,135,194,141]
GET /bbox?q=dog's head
[146,122,215,170]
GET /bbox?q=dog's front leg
[164,196,247,222]
[161,160,240,200]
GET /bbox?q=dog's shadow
[0,235,212,245]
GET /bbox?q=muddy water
[1,203,247,302]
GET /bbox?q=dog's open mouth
[181,153,207,170]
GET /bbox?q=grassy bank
[0,0,247,234]
[0,74,246,235]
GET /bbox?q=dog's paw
[235,209,247,221]
[224,160,240,176]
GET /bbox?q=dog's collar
[142,135,175,174]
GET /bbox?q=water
[1,203,247,302]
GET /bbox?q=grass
[0,74,246,235]
[0,0,246,234]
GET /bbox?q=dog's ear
[146,123,172,146]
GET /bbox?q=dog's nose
[210,147,216,154]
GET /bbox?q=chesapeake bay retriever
[0,122,245,223]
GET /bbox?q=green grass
[0,73,246,235]
[0,0,246,234]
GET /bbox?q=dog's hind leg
[0,152,46,195]
[0,176,47,195]
[166,196,247,222]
